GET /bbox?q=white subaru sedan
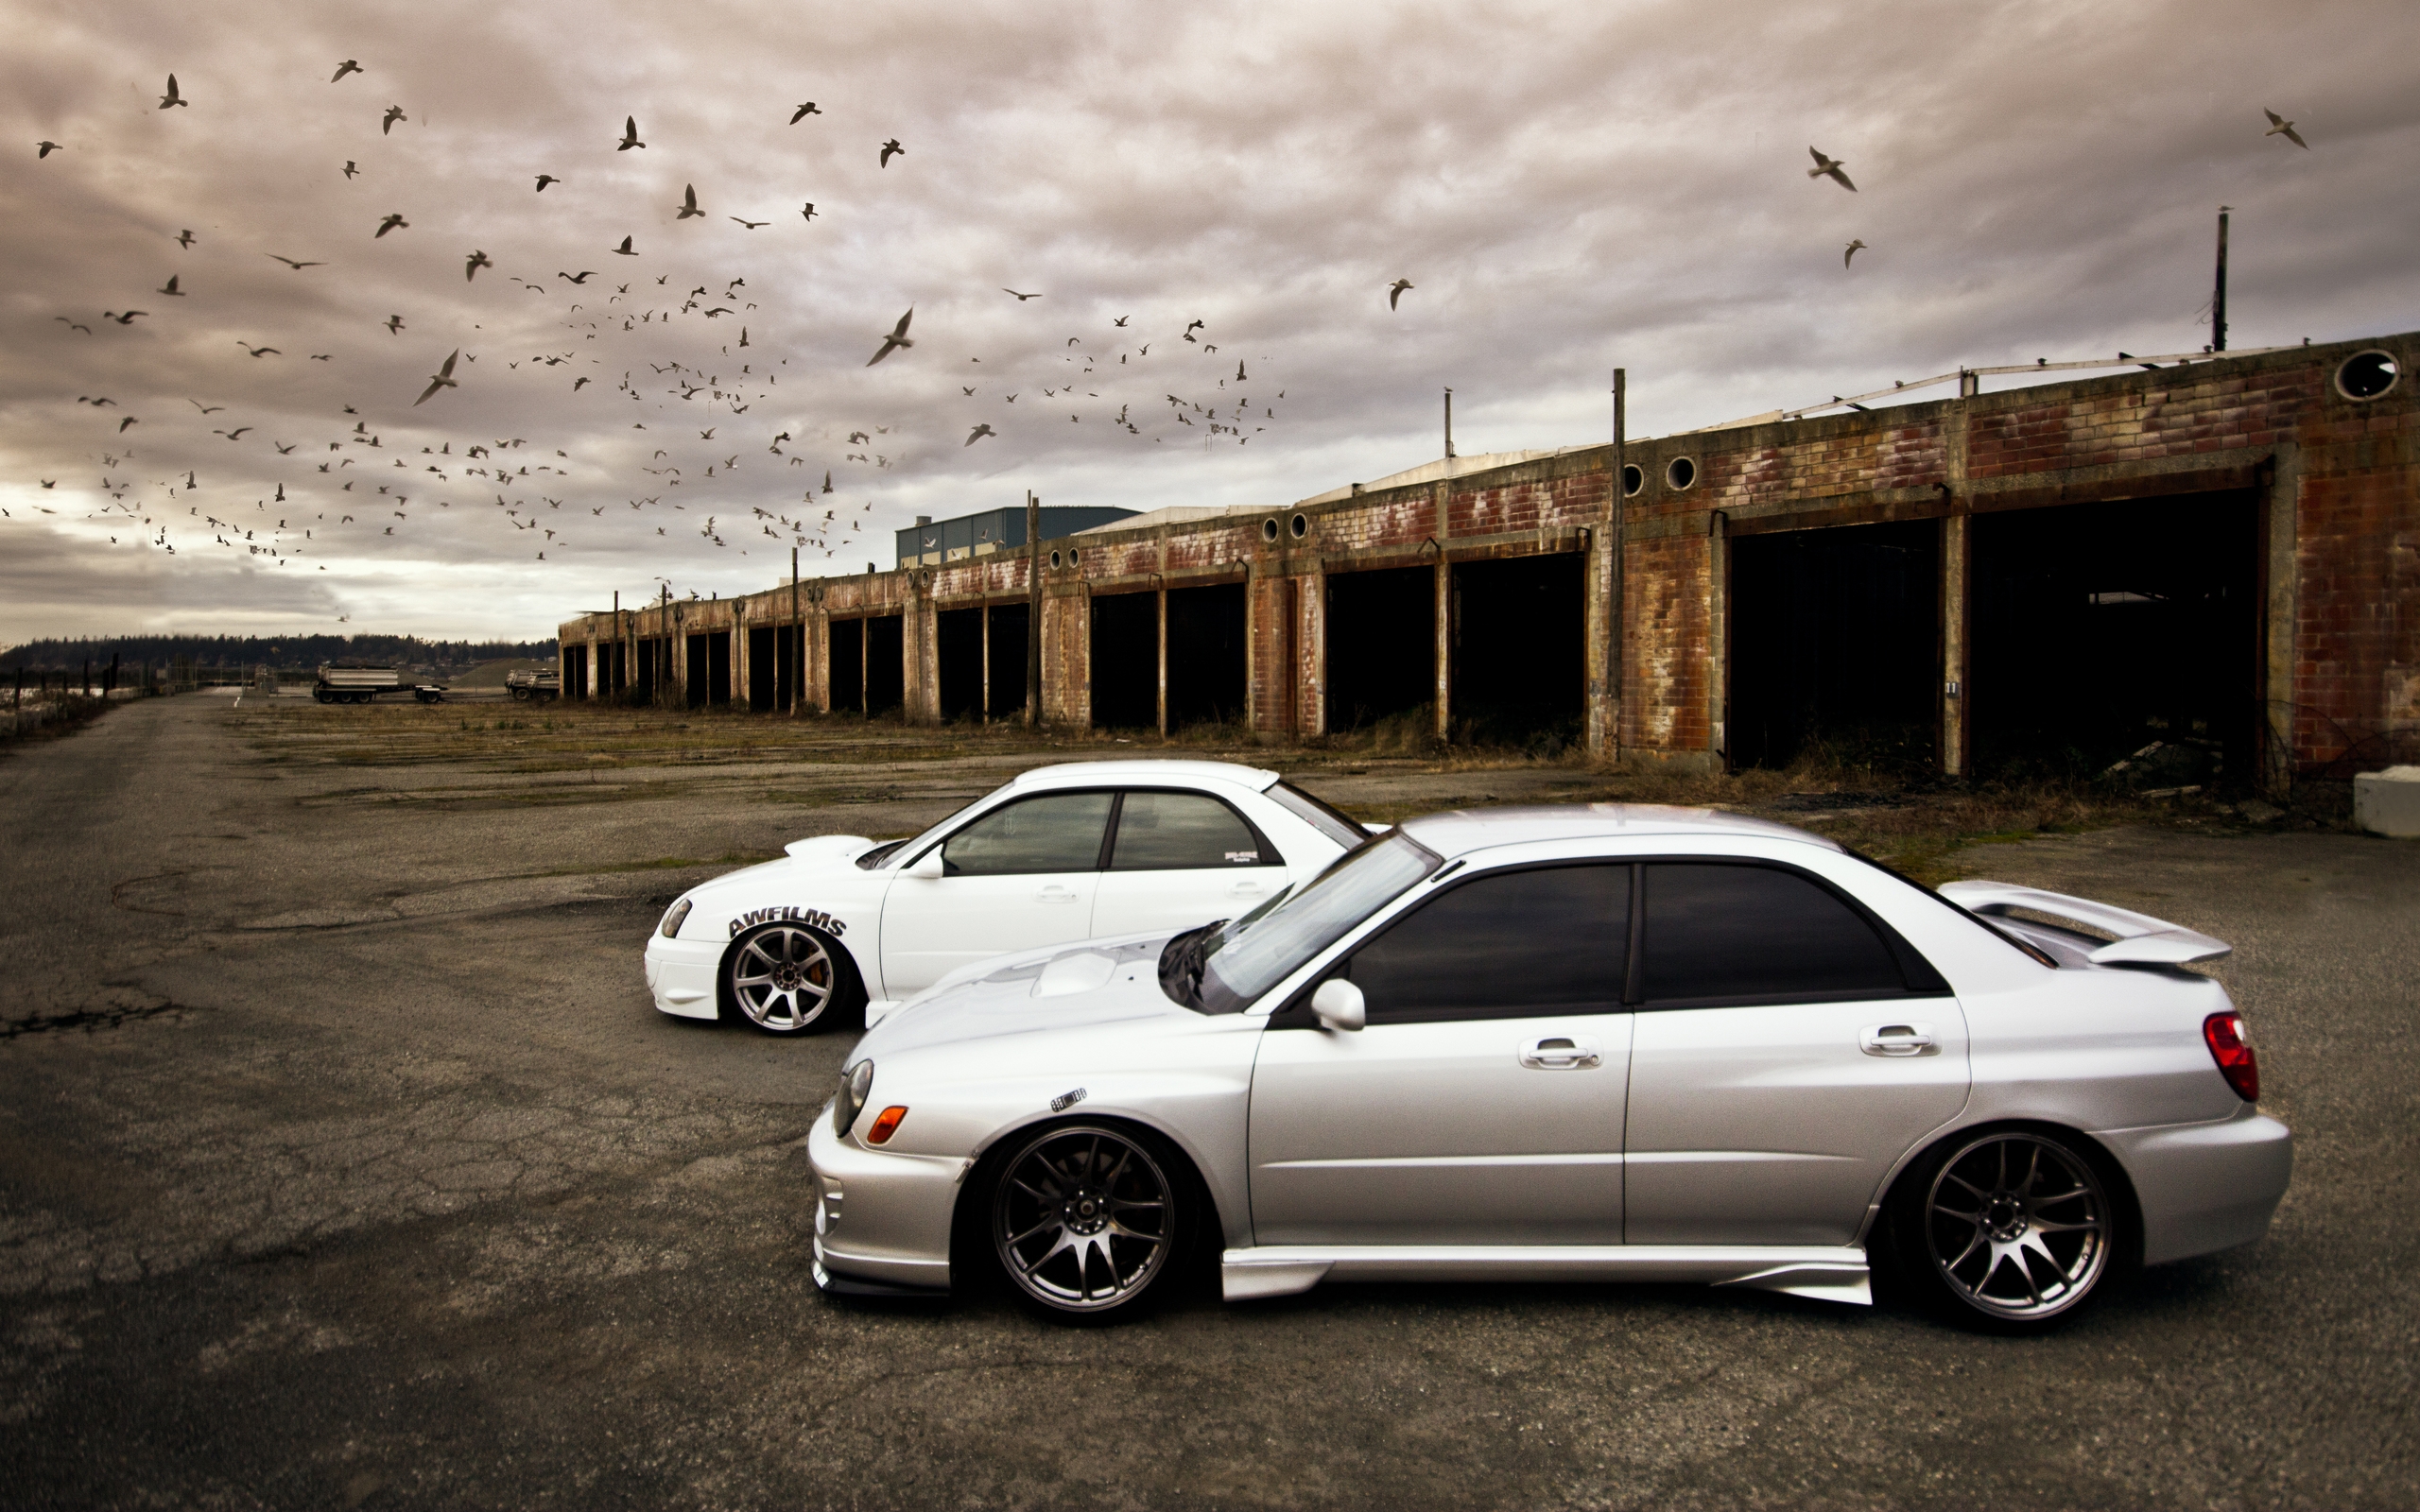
[645,760,1370,1033]
[806,805,2291,1332]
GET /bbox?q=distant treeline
[0,634,556,672]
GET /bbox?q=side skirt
[1220,1246,1872,1306]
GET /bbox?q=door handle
[1036,885,1080,904]
[1860,1022,1936,1057]
[1519,1036,1600,1070]
[1228,881,1268,897]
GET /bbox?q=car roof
[1010,759,1278,791]
[1398,803,1838,859]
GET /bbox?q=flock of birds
[20,71,2322,609]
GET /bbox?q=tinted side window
[942,792,1113,876]
[1640,863,1905,1005]
[1346,865,1628,1023]
[1110,791,1274,870]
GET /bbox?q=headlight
[659,899,693,938]
[835,1059,874,1137]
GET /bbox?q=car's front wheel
[990,1124,1189,1323]
[723,922,862,1034]
[1888,1126,2123,1332]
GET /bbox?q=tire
[722,921,863,1035]
[313,688,333,704]
[1885,1125,2128,1332]
[988,1123,1192,1324]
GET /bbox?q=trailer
[315,662,446,705]
[505,668,561,702]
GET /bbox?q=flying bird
[341,160,359,180]
[617,115,644,150]
[190,400,221,413]
[1003,288,1041,301]
[38,141,61,158]
[374,213,408,237]
[612,235,635,255]
[240,344,280,356]
[2263,108,2308,149]
[789,102,821,123]
[675,183,701,218]
[1388,278,1412,310]
[158,274,184,296]
[381,105,406,134]
[105,310,147,324]
[866,306,914,366]
[56,318,91,334]
[384,314,405,334]
[414,350,459,405]
[159,75,186,110]
[560,269,596,284]
[215,426,251,440]
[801,201,817,221]
[332,60,362,82]
[1112,316,1129,327]
[120,416,138,430]
[731,216,767,229]
[1807,146,1856,191]
[268,254,323,269]
[965,423,995,446]
[573,376,589,390]
[1844,238,1867,267]
[880,138,903,166]
[465,249,492,281]
[534,174,559,192]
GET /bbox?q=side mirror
[905,848,945,880]
[1310,978,1365,1033]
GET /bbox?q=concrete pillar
[1941,512,1970,777]
[1583,521,1617,756]
[1433,479,1453,743]
[1297,561,1325,738]
[2261,443,2302,798]
[1155,588,1168,737]
[910,582,941,724]
[1706,512,1729,766]
[980,602,993,723]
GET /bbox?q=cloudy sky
[4,0,2411,644]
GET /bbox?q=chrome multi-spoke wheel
[1919,1131,2111,1325]
[992,1125,1178,1318]
[725,922,853,1034]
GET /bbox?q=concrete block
[2354,765,2420,838]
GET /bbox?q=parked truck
[314,662,446,704]
[505,667,561,702]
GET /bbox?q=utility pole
[1025,491,1044,727]
[2212,206,2231,353]
[1443,387,1455,459]
[790,547,801,717]
[1610,368,1626,754]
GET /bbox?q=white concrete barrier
[2354,765,2420,839]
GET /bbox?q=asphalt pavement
[2,695,2413,1510]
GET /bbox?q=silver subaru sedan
[807,804,2290,1332]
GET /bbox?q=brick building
[559,334,2417,794]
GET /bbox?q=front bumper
[2100,1106,2293,1266]
[805,1104,961,1292]
[643,933,722,1020]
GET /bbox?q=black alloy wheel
[991,1125,1187,1322]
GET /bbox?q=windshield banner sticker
[730,906,847,938]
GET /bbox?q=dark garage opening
[1451,553,1585,748]
[1972,491,2259,783]
[936,607,983,721]
[866,614,904,715]
[1091,592,1160,730]
[685,634,709,708]
[706,630,731,706]
[829,618,864,713]
[986,603,1029,720]
[1730,520,1940,771]
[1167,583,1247,730]
[1326,566,1435,732]
[747,627,774,710]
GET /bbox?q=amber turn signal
[866,1106,908,1144]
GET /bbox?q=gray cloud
[4,0,2413,644]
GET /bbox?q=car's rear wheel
[1890,1127,2119,1332]
[990,1125,1187,1323]
[724,922,861,1034]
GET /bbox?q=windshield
[1264,780,1372,850]
[1190,830,1441,1013]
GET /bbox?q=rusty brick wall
[1620,533,1713,756]
[2292,393,2420,769]
[1040,585,1090,726]
[1248,572,1294,736]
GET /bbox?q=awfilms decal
[730,905,848,938]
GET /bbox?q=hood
[857,934,1186,1057]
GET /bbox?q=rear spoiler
[1937,881,2231,967]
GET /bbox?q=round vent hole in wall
[1667,456,1697,490]
[1262,517,1279,542]
[1621,463,1644,497]
[1289,512,1308,539]
[1049,549,1062,568]
[2337,350,2400,401]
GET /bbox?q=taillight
[865,1106,908,1144]
[2203,1013,2259,1102]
